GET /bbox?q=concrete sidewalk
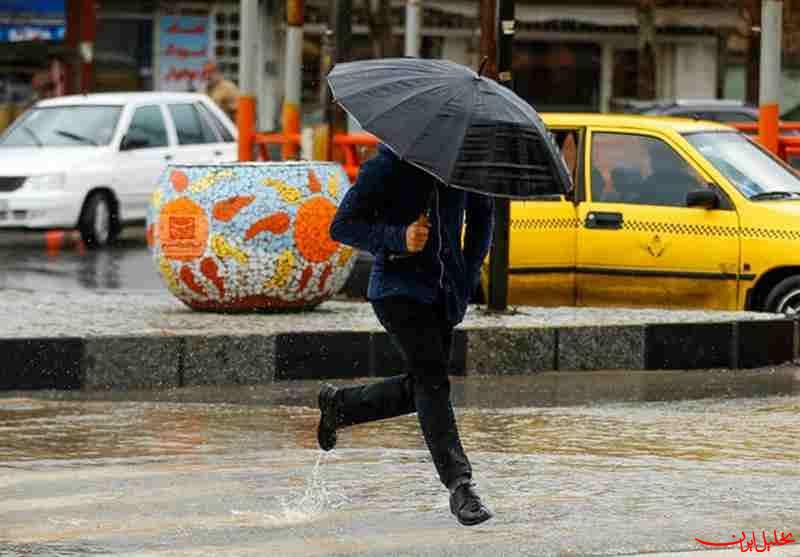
[0,288,796,390]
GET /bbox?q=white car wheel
[79,192,116,249]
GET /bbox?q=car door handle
[164,154,173,161]
[586,211,623,230]
[213,150,223,157]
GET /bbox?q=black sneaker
[317,383,339,451]
[449,483,493,526]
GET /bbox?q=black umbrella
[327,57,571,198]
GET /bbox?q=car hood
[757,200,800,219]
[0,146,110,176]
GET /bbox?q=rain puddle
[1,369,799,556]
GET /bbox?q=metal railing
[731,122,800,169]
[236,96,379,181]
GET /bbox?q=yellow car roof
[541,112,733,134]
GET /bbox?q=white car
[0,92,238,247]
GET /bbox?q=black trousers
[336,296,472,490]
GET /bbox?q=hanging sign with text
[158,15,210,92]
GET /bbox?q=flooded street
[0,229,370,298]
[2,369,800,556]
[0,230,161,293]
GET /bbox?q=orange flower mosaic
[146,162,356,312]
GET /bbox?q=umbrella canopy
[327,57,572,199]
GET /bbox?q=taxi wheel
[79,192,118,249]
[764,276,800,317]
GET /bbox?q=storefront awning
[426,2,743,30]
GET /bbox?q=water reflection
[0,229,161,292]
[3,368,800,463]
[2,372,799,556]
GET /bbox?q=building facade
[2,0,799,130]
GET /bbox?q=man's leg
[317,297,421,452]
[372,297,472,491]
[317,296,492,525]
[379,297,491,525]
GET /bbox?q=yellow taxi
[480,113,800,314]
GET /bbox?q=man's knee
[413,369,450,393]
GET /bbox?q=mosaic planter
[145,162,356,312]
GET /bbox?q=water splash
[234,451,350,527]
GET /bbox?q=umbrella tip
[477,57,488,77]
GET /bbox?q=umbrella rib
[331,76,452,104]
[391,76,477,179]
[488,82,537,123]
[439,80,480,185]
[489,83,572,193]
[358,81,463,130]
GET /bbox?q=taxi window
[590,132,706,207]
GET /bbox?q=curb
[1,318,796,390]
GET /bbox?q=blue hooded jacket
[330,145,494,326]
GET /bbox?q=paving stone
[0,338,82,390]
[275,332,371,380]
[558,326,645,371]
[646,323,734,370]
[737,320,796,368]
[183,335,275,385]
[82,336,182,390]
[465,328,556,375]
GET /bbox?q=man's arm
[462,193,494,291]
[329,146,408,255]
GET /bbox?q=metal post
[405,0,421,57]
[316,28,335,161]
[239,0,259,95]
[479,0,497,80]
[65,0,80,94]
[487,0,514,312]
[600,43,614,113]
[66,0,95,94]
[282,0,304,159]
[746,0,762,105]
[759,0,782,155]
[237,96,256,161]
[258,0,281,131]
[332,0,352,138]
[320,0,352,163]
[78,0,96,94]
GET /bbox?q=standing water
[1,368,800,556]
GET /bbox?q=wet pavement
[2,368,800,556]
[0,228,372,299]
[0,229,161,292]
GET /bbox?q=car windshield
[684,131,800,199]
[0,105,122,147]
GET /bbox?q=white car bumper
[0,190,82,229]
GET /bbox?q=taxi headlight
[25,173,66,191]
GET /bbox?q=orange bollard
[237,95,256,162]
[44,230,65,257]
[281,102,301,160]
[759,103,780,155]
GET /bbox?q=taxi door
[575,128,741,310]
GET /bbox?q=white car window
[197,102,234,143]
[168,103,217,145]
[125,105,168,149]
[0,105,122,147]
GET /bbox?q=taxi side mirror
[686,189,720,209]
